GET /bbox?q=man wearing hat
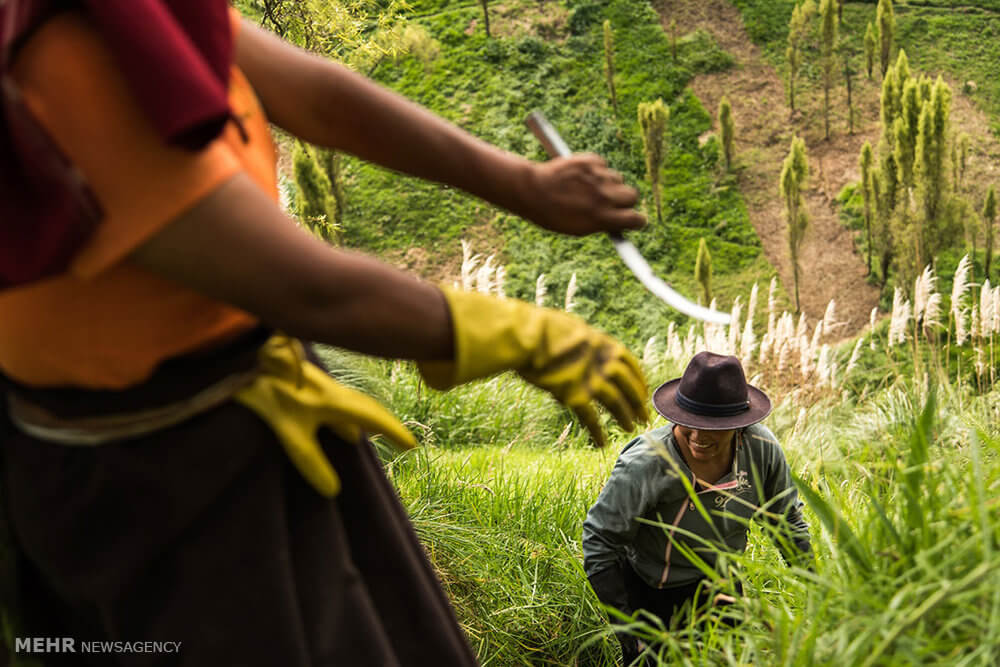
[582,352,811,663]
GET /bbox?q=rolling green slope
[339,0,771,346]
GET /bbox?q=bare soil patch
[382,221,506,285]
[653,0,882,335]
[653,0,1000,337]
[466,2,571,42]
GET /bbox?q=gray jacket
[582,423,810,596]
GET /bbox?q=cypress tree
[479,0,491,38]
[318,148,345,229]
[670,19,678,63]
[894,48,911,87]
[844,52,855,135]
[870,169,893,286]
[638,99,669,224]
[864,22,876,79]
[910,77,958,279]
[965,205,980,272]
[897,74,921,188]
[719,96,734,172]
[951,138,959,194]
[874,50,911,258]
[958,132,970,191]
[860,141,875,273]
[877,0,894,77]
[603,21,618,115]
[293,141,339,242]
[985,186,997,280]
[695,238,713,306]
[781,136,810,312]
[892,93,917,192]
[820,0,838,140]
[915,78,952,228]
[878,64,899,163]
[786,2,815,114]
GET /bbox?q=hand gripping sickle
[525,111,731,326]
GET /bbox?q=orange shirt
[0,10,277,389]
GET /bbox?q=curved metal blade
[525,111,731,326]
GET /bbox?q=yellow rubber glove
[234,335,416,497]
[418,288,650,447]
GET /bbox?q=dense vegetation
[7,2,1000,666]
[316,317,1000,665]
[273,1,1000,665]
[734,0,1000,123]
[336,0,772,346]
[731,0,1000,308]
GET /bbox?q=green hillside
[733,0,1000,125]
[339,0,774,346]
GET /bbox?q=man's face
[675,426,736,464]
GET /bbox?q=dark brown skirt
[1,334,478,666]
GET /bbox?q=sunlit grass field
[319,328,1000,666]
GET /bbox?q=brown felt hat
[652,351,771,430]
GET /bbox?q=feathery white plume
[888,287,911,346]
[758,332,773,365]
[460,240,480,291]
[795,313,808,342]
[810,321,824,355]
[979,280,994,337]
[728,297,743,355]
[682,326,697,361]
[564,272,578,312]
[666,322,682,361]
[476,254,496,294]
[740,315,757,369]
[816,344,833,386]
[777,339,791,374]
[747,283,759,328]
[951,253,972,324]
[643,336,658,366]
[846,338,864,376]
[913,264,935,324]
[821,299,838,336]
[993,286,1000,335]
[535,274,547,307]
[767,277,778,339]
[494,266,506,298]
[869,306,879,350]
[955,308,969,345]
[923,292,942,334]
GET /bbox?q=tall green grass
[328,343,1000,666]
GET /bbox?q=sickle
[525,111,731,326]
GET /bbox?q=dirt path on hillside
[653,0,882,334]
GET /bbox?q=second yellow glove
[235,335,416,497]
[418,288,649,447]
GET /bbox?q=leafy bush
[568,1,602,36]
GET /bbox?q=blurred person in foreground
[0,0,650,664]
[583,352,811,665]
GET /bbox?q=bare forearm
[236,21,531,214]
[131,174,453,360]
[277,250,453,358]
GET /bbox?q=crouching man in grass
[582,352,812,665]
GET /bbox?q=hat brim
[652,378,772,430]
